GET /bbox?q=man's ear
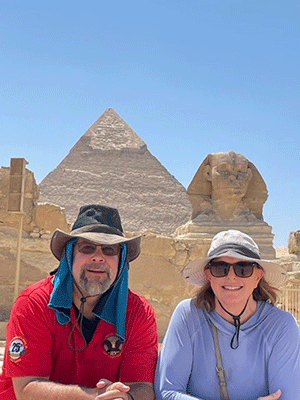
[204,164,212,182]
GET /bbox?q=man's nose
[90,246,106,261]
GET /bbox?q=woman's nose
[227,266,237,278]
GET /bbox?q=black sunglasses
[76,242,121,256]
[207,260,260,278]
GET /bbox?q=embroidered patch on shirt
[8,337,27,362]
[103,335,124,357]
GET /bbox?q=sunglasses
[76,242,121,256]
[207,260,260,278]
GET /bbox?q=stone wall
[2,227,299,341]
[0,226,58,321]
[0,166,70,236]
[0,227,210,340]
[129,231,211,339]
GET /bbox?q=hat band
[208,243,260,260]
[70,224,124,237]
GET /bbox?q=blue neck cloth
[48,239,129,341]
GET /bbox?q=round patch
[103,335,124,357]
[9,337,27,361]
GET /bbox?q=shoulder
[173,298,203,317]
[169,298,206,330]
[127,289,156,318]
[258,302,299,341]
[11,276,54,316]
[261,301,298,326]
[125,290,158,342]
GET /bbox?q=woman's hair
[194,277,279,311]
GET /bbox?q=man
[0,204,158,400]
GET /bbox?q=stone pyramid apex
[39,109,192,233]
[82,108,147,151]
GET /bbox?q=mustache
[82,264,111,272]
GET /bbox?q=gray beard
[78,265,112,296]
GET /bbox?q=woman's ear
[255,268,265,286]
[204,268,211,281]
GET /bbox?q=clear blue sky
[1,0,299,246]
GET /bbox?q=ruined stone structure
[175,151,276,259]
[0,166,69,236]
[288,230,300,255]
[39,108,192,234]
[0,167,39,232]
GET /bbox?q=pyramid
[39,108,192,233]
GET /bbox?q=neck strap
[68,277,100,351]
[217,296,250,349]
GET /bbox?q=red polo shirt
[0,276,158,399]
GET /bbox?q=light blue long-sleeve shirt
[155,299,300,400]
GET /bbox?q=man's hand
[258,389,282,400]
[96,379,131,399]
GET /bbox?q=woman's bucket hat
[50,204,141,262]
[182,229,287,288]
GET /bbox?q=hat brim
[51,229,141,262]
[182,250,287,289]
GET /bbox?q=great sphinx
[174,151,275,259]
[187,151,268,221]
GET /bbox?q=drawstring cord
[67,276,100,352]
[217,296,250,349]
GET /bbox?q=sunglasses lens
[101,245,121,256]
[77,243,97,254]
[77,243,120,256]
[208,261,256,277]
[209,262,230,277]
[234,262,254,277]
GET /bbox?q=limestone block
[0,248,46,286]
[287,271,300,283]
[0,167,39,230]
[129,253,196,340]
[188,241,210,261]
[276,247,290,258]
[41,233,52,240]
[172,241,188,266]
[0,285,15,320]
[0,322,7,340]
[30,232,40,238]
[288,230,300,255]
[34,203,70,233]
[0,226,57,321]
[0,226,29,238]
[140,232,176,258]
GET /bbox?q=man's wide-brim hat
[50,204,141,262]
[182,229,287,289]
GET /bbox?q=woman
[155,230,300,400]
